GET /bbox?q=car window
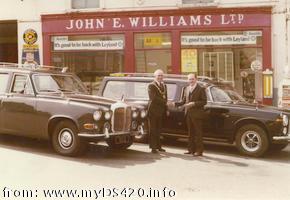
[0,73,9,94]
[11,74,34,95]
[33,74,87,94]
[103,80,177,100]
[210,87,232,103]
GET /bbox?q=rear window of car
[0,73,9,94]
[103,80,177,100]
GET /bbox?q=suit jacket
[147,81,168,117]
[175,84,207,119]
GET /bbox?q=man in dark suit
[175,73,207,156]
[147,69,168,153]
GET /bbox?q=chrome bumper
[78,127,147,139]
[273,135,290,141]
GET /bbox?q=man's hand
[183,102,195,108]
[167,101,175,108]
[166,110,170,116]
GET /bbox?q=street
[0,135,290,200]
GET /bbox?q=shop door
[202,51,234,86]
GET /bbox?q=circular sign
[250,60,262,71]
[23,29,38,45]
[240,71,248,78]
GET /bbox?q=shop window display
[134,33,172,73]
[181,30,262,101]
[51,34,124,95]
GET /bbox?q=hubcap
[58,128,74,149]
[241,130,261,152]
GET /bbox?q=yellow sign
[263,69,273,98]
[144,37,162,46]
[181,49,198,73]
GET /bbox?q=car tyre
[106,136,133,150]
[235,124,269,157]
[52,120,87,156]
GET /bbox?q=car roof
[0,63,72,75]
[103,75,223,88]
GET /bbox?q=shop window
[135,33,172,73]
[181,30,263,101]
[51,34,124,95]
[71,0,99,9]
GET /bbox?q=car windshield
[33,74,87,94]
[210,87,233,103]
[225,89,247,103]
[210,87,246,103]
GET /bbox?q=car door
[1,73,38,136]
[203,86,234,140]
[162,83,188,137]
[0,73,10,132]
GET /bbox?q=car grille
[113,107,132,132]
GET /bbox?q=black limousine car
[0,63,144,156]
[98,73,290,157]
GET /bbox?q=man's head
[187,73,197,86]
[154,69,164,83]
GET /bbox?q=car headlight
[140,109,147,118]
[104,111,112,120]
[131,121,138,130]
[132,110,139,118]
[93,110,102,121]
[282,114,289,126]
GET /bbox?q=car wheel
[51,120,87,156]
[106,136,133,150]
[235,124,269,157]
[269,143,288,152]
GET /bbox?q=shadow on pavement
[0,134,165,168]
[0,134,289,168]
[161,138,290,164]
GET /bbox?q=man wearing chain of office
[147,69,169,153]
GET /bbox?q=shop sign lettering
[65,14,245,30]
[181,34,257,45]
[53,40,124,50]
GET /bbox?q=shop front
[42,7,272,104]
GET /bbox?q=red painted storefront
[42,7,272,104]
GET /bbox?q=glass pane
[12,75,27,93]
[0,74,9,94]
[135,33,171,49]
[72,0,99,9]
[103,81,177,100]
[51,34,124,95]
[135,50,171,73]
[33,74,86,94]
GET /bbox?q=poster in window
[181,49,197,73]
[242,74,255,99]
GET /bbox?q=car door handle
[221,113,230,118]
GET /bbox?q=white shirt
[189,83,197,93]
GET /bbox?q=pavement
[0,135,290,200]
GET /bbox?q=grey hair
[153,69,164,77]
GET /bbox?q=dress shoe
[184,151,193,155]
[194,152,203,156]
[158,148,166,152]
[151,149,158,154]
